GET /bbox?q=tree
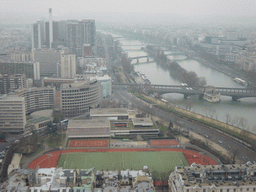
[229,148,239,164]
[225,113,231,124]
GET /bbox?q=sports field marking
[122,153,124,169]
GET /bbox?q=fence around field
[27,148,217,169]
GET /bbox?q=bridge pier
[184,94,189,99]
[137,58,139,64]
[232,96,241,101]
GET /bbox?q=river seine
[109,33,256,133]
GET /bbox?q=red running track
[27,148,217,169]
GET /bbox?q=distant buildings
[32,10,96,57]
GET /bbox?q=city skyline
[0,0,256,24]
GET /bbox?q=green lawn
[57,151,188,172]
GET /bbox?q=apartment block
[0,95,26,132]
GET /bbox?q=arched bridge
[113,83,256,100]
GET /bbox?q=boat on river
[234,78,247,86]
[203,86,221,103]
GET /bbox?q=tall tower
[49,8,53,49]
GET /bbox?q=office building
[0,74,27,94]
[60,80,102,117]
[60,54,76,78]
[0,95,26,133]
[0,61,40,80]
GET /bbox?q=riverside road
[116,90,256,163]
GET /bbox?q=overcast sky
[0,0,255,24]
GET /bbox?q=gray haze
[0,0,256,24]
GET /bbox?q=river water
[109,33,256,133]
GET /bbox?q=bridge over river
[113,83,256,101]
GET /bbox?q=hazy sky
[0,0,255,24]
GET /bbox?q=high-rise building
[0,74,27,94]
[32,21,45,49]
[66,20,81,56]
[0,95,26,133]
[80,20,96,46]
[60,54,76,78]
[66,19,96,56]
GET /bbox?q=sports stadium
[28,114,217,173]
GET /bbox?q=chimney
[49,8,53,49]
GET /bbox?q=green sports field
[57,151,189,172]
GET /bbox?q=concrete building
[14,87,55,115]
[0,95,26,133]
[169,162,256,192]
[0,61,40,80]
[60,80,102,117]
[67,119,111,138]
[31,49,62,75]
[0,74,27,94]
[60,54,76,78]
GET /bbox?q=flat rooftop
[90,108,128,117]
[26,116,52,125]
[68,119,110,129]
[132,118,153,126]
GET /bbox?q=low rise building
[169,162,256,192]
[25,116,53,133]
[67,119,111,138]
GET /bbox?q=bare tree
[229,149,239,164]
[225,113,231,124]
